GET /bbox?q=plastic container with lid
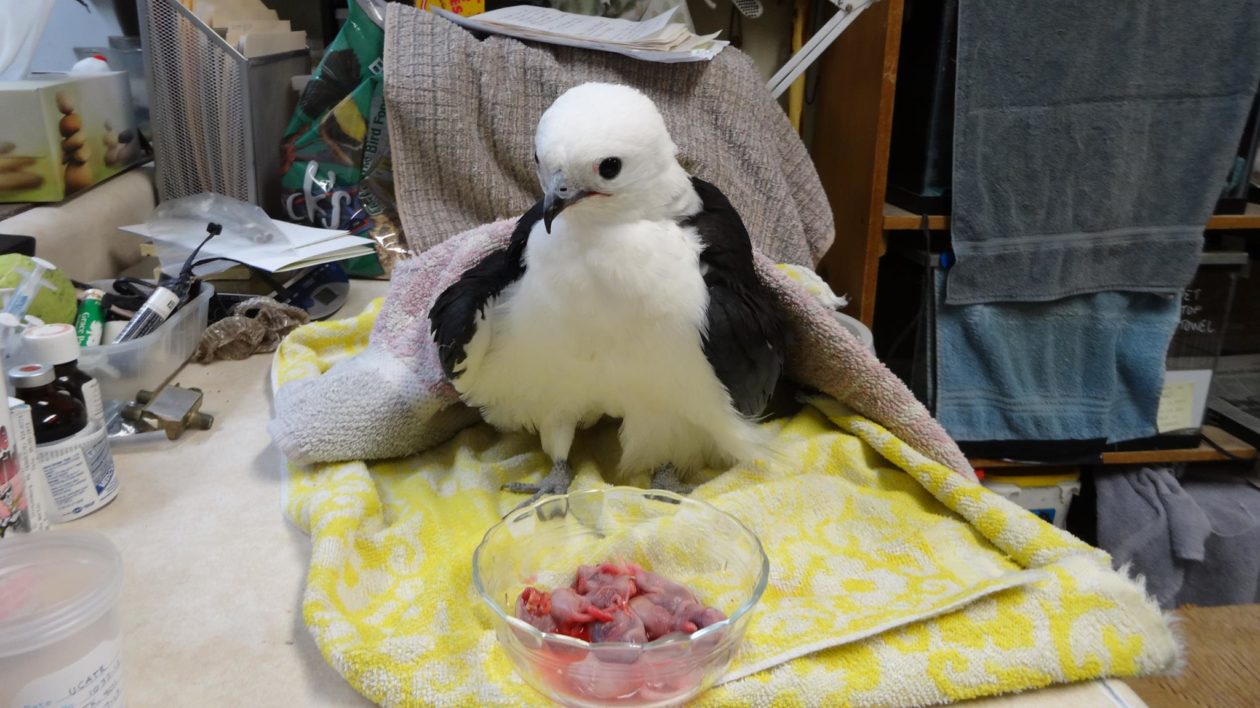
[10,363,88,444]
[22,322,106,427]
[981,469,1082,529]
[0,530,125,707]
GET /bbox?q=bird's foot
[649,463,696,495]
[503,459,574,513]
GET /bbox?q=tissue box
[0,71,144,203]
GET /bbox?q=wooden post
[810,0,903,326]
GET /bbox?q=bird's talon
[504,460,575,515]
[501,481,543,494]
[650,463,696,495]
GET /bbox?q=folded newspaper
[433,6,727,63]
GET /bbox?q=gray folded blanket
[949,0,1260,305]
[384,4,834,267]
[1096,465,1260,608]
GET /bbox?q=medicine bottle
[9,363,88,444]
[22,323,105,426]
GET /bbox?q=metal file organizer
[138,0,309,213]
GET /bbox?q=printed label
[81,379,105,428]
[149,288,180,318]
[38,423,117,522]
[0,418,27,536]
[8,400,50,532]
[14,638,124,708]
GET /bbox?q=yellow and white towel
[276,302,1178,707]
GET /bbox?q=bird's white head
[534,82,693,233]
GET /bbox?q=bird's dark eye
[598,157,622,180]
[533,152,539,164]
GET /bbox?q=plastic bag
[147,193,285,275]
[280,0,406,279]
[356,132,408,274]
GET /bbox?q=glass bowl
[473,487,769,707]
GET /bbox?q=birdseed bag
[279,0,406,278]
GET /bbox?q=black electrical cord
[81,223,299,323]
[75,222,222,320]
[166,222,222,300]
[101,277,158,314]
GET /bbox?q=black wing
[429,201,543,379]
[683,177,788,417]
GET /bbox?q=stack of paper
[433,6,727,63]
[121,219,375,273]
[185,0,308,58]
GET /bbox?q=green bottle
[74,289,105,347]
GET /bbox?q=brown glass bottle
[9,363,88,444]
[23,323,105,425]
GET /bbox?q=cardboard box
[0,71,144,203]
[1,396,51,538]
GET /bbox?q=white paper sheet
[121,222,374,273]
[433,7,726,63]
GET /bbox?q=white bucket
[982,471,1082,529]
[0,530,125,707]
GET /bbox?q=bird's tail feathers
[618,410,776,476]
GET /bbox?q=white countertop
[0,167,153,283]
[68,279,1146,707]
[71,281,385,707]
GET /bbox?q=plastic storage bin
[78,282,213,412]
[0,531,125,707]
[981,470,1081,529]
[1137,252,1251,449]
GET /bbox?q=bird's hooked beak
[542,172,592,233]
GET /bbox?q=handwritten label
[1157,379,1196,433]
[15,638,123,708]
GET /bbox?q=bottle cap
[22,323,81,365]
[9,363,54,388]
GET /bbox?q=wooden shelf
[969,426,1256,469]
[883,202,1260,232]
[1207,201,1260,229]
[882,203,948,230]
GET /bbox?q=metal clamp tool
[120,385,215,440]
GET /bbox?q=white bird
[430,82,787,508]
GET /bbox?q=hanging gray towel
[948,0,1260,305]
